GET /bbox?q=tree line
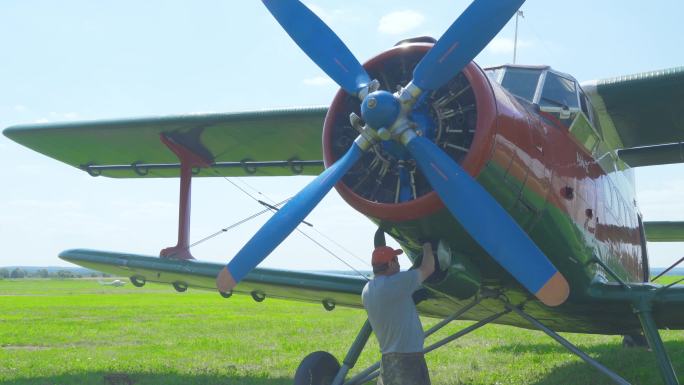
[0,268,110,279]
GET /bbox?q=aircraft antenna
[513,10,524,64]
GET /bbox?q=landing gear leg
[293,321,371,385]
[634,300,679,385]
[330,320,373,385]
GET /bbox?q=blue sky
[1,0,683,271]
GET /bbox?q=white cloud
[307,4,334,25]
[49,111,79,120]
[377,10,425,35]
[32,112,80,123]
[486,37,533,55]
[305,4,359,25]
[13,105,28,112]
[303,76,335,86]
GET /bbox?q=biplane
[5,0,684,384]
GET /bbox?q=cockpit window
[500,68,542,102]
[539,72,579,109]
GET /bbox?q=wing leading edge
[3,107,328,178]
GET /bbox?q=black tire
[293,351,341,385]
[130,276,145,287]
[172,282,188,293]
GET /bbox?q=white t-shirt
[361,270,424,354]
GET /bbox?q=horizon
[2,1,684,270]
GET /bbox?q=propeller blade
[217,143,364,291]
[412,0,525,92]
[405,135,569,306]
[262,0,371,97]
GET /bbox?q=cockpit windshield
[500,68,542,102]
[485,65,581,109]
[538,72,579,110]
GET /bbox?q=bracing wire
[294,228,370,281]
[209,168,371,275]
[186,199,289,249]
[163,199,289,259]
[227,174,371,268]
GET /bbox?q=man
[362,242,435,385]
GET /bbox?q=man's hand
[418,242,435,282]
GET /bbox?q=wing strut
[158,133,214,260]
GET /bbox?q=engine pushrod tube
[506,304,632,385]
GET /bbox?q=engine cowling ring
[322,42,497,222]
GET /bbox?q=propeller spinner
[218,0,569,307]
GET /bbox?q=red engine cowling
[322,42,498,222]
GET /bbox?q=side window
[591,105,603,135]
[500,68,542,102]
[539,73,579,110]
[579,89,591,121]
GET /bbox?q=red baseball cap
[371,246,403,266]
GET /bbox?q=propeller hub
[361,90,400,130]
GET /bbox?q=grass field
[1,278,683,385]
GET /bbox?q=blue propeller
[262,0,371,97]
[411,0,525,92]
[219,0,569,306]
[404,135,568,306]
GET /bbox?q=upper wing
[582,67,684,167]
[3,107,328,178]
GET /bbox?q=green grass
[1,278,683,385]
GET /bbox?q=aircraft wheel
[130,276,146,287]
[251,291,266,302]
[220,290,232,298]
[294,351,341,385]
[172,282,188,292]
[623,333,649,349]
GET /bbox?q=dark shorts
[378,352,431,385]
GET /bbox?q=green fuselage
[368,78,665,334]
